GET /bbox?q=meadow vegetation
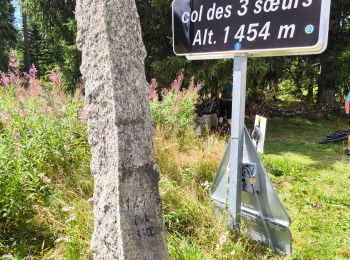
[0,64,349,259]
[0,57,92,259]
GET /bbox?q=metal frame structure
[228,56,247,229]
[171,0,331,255]
[209,57,292,254]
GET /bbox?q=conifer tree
[0,0,17,71]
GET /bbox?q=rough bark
[0,48,4,72]
[317,50,336,105]
[306,79,314,103]
[317,80,336,105]
[75,1,169,259]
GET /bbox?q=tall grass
[150,71,203,149]
[149,70,273,258]
[0,59,92,258]
[0,63,348,259]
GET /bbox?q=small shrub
[150,70,204,149]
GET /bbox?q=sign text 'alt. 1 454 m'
[172,0,331,58]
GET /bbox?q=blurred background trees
[1,0,350,105]
[0,0,17,71]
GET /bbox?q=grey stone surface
[76,1,169,259]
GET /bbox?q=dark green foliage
[0,0,17,71]
[138,0,350,105]
[2,0,350,104]
[315,0,350,104]
[23,0,81,92]
[136,0,288,103]
[246,57,289,103]
[136,0,173,77]
[28,22,62,74]
[136,0,233,94]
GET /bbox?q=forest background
[1,0,350,107]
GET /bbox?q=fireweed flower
[171,68,185,92]
[24,65,41,97]
[0,76,10,86]
[49,67,62,85]
[1,113,9,127]
[188,76,196,91]
[29,64,38,76]
[161,88,169,95]
[24,72,33,85]
[148,90,158,101]
[150,78,158,90]
[9,52,19,68]
[49,74,59,82]
[171,80,181,91]
[8,71,15,80]
[148,78,159,101]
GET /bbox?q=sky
[12,0,22,29]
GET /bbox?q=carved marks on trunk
[119,163,164,241]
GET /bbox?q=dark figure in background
[345,92,350,156]
[218,79,233,126]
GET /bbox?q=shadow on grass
[263,118,349,170]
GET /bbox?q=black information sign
[172,0,331,58]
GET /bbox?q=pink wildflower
[9,52,19,68]
[171,69,185,92]
[29,64,38,76]
[188,76,196,91]
[148,78,159,101]
[49,75,59,82]
[7,71,15,80]
[161,88,168,95]
[150,78,158,90]
[0,76,10,86]
[171,80,181,91]
[27,83,41,96]
[1,113,9,127]
[49,67,62,86]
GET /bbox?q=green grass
[156,117,350,259]
[262,118,350,259]
[1,82,349,259]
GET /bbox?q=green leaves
[0,86,89,256]
[21,0,81,92]
[151,89,198,149]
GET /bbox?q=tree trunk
[0,48,4,71]
[317,64,336,105]
[306,78,314,103]
[22,11,31,71]
[209,76,218,98]
[317,54,336,105]
[76,1,169,259]
[316,6,340,106]
[317,88,336,105]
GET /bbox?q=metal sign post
[171,0,331,255]
[228,56,247,229]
